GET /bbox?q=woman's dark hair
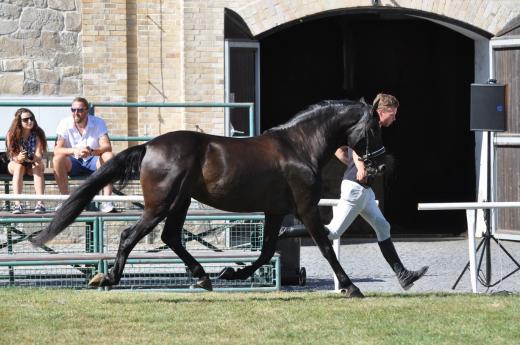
[6,108,48,156]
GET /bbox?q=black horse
[30,99,386,297]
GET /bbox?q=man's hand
[356,166,368,183]
[352,151,367,183]
[76,147,91,158]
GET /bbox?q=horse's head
[347,103,386,177]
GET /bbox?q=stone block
[0,72,24,94]
[0,19,18,35]
[35,68,59,83]
[0,3,22,19]
[2,59,24,71]
[40,83,58,95]
[34,0,48,9]
[10,1,34,6]
[34,60,52,69]
[24,64,35,79]
[59,31,78,47]
[55,52,81,67]
[60,66,81,78]
[0,36,23,58]
[59,77,81,95]
[42,31,60,49]
[65,12,81,32]
[23,37,43,53]
[20,7,64,32]
[23,80,40,94]
[48,0,76,11]
[12,29,41,39]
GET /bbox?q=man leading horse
[280,93,428,290]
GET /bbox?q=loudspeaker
[470,83,506,131]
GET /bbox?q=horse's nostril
[379,164,386,172]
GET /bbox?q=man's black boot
[378,237,429,290]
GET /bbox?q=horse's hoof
[88,273,106,287]
[196,276,213,291]
[340,285,365,298]
[217,267,235,280]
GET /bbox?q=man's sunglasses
[21,116,35,123]
[71,108,86,113]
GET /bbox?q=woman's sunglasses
[21,116,35,123]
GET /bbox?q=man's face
[71,101,88,124]
[377,106,397,127]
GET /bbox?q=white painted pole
[418,201,520,210]
[333,238,340,291]
[466,209,478,293]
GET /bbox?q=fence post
[466,209,478,293]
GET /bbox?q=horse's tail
[30,144,146,246]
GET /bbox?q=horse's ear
[359,97,366,105]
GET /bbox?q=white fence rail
[0,194,341,206]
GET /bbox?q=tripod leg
[452,261,471,290]
[481,236,520,287]
[476,238,491,287]
[452,238,486,290]
[485,235,491,286]
[491,236,520,268]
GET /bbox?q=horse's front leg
[89,213,165,288]
[218,214,283,281]
[300,206,364,298]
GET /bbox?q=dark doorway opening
[260,13,475,235]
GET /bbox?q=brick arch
[233,0,519,38]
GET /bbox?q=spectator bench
[0,183,278,291]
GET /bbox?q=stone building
[1,0,519,236]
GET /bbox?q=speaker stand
[452,208,520,290]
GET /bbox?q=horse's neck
[311,109,360,162]
[283,109,360,169]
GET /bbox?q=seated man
[53,97,115,213]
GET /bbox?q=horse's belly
[192,184,291,213]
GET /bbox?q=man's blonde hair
[373,93,399,109]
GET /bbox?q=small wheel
[298,267,306,286]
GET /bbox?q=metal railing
[0,101,256,138]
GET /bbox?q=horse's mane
[265,99,367,133]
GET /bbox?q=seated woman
[6,108,48,214]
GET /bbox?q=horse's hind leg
[218,214,284,281]
[160,198,213,291]
[89,210,167,287]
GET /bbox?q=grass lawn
[0,289,519,345]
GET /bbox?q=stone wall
[0,0,81,96]
[1,0,520,138]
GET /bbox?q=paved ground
[282,237,520,294]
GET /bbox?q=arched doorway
[260,12,477,235]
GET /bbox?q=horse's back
[149,132,291,212]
